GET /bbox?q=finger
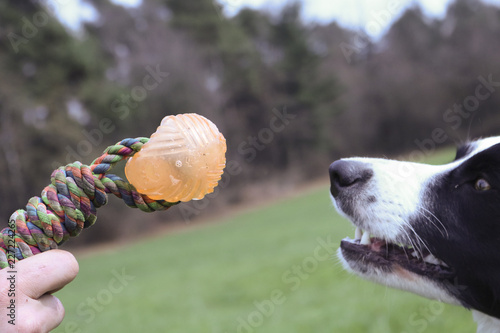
[16,250,79,299]
[18,294,65,333]
[37,294,66,331]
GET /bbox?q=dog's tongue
[370,238,386,252]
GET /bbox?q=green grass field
[53,149,476,333]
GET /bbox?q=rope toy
[0,114,226,269]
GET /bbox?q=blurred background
[2,0,500,332]
[3,0,500,246]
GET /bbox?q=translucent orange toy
[125,113,227,202]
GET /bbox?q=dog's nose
[329,160,373,197]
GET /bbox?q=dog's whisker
[417,206,449,239]
[403,221,435,259]
[398,223,424,259]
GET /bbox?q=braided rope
[0,137,178,269]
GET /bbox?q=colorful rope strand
[0,137,178,269]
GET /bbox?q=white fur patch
[472,311,500,333]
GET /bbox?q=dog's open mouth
[340,227,456,280]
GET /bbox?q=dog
[329,137,500,333]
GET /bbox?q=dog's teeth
[360,231,371,245]
[355,227,363,241]
[423,254,441,265]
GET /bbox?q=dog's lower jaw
[340,246,500,332]
[472,311,500,333]
[337,248,460,305]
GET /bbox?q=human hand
[0,250,79,333]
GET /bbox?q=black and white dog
[329,137,500,333]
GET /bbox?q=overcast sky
[53,0,500,38]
